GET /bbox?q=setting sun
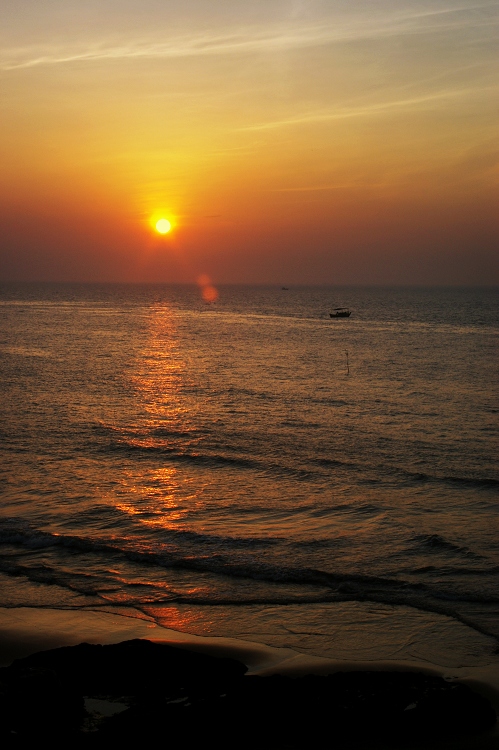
[155,218,171,234]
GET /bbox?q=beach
[1,606,498,748]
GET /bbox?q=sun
[155,218,171,234]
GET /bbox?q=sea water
[0,283,498,668]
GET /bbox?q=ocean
[1,283,498,669]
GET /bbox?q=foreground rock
[0,639,495,747]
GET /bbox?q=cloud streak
[237,86,497,131]
[1,4,496,71]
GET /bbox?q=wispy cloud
[0,4,495,71]
[271,183,377,192]
[238,86,497,131]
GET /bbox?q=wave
[2,552,498,643]
[90,420,499,493]
[99,439,499,493]
[403,471,499,489]
[154,527,280,550]
[0,522,107,553]
[380,464,499,490]
[1,519,498,644]
[409,533,485,560]
[3,522,493,590]
[112,440,260,470]
[0,519,280,557]
[99,435,321,482]
[404,564,499,577]
[93,422,204,441]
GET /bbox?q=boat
[330,307,351,318]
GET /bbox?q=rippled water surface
[1,283,498,666]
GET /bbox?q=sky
[0,0,497,285]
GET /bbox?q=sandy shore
[1,606,498,748]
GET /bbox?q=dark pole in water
[345,350,350,375]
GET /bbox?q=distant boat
[281,287,289,290]
[330,307,351,318]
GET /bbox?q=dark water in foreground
[0,284,498,667]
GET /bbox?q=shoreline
[1,605,498,686]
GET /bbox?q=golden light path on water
[99,303,221,610]
[113,303,198,529]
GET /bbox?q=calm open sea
[0,283,498,668]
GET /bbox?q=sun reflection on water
[131,303,185,428]
[109,303,201,530]
[143,605,208,633]
[113,466,196,527]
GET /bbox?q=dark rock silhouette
[0,639,495,747]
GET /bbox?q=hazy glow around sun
[155,218,171,234]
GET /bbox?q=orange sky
[0,1,497,284]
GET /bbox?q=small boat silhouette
[330,307,351,318]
